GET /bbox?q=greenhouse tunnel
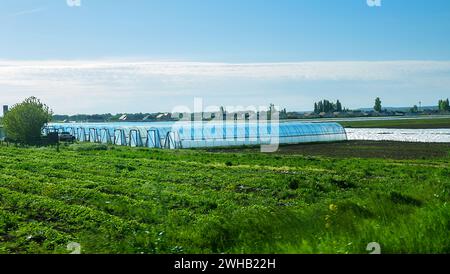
[46,122,347,149]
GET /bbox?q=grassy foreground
[0,142,449,254]
[339,117,450,129]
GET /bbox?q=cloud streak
[1,60,450,84]
[6,7,47,18]
[0,60,449,114]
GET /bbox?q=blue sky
[0,0,450,114]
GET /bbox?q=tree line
[313,97,450,114]
[313,100,344,114]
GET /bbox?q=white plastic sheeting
[47,121,348,149]
[346,128,450,143]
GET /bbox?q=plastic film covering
[47,121,347,149]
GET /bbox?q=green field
[338,117,450,129]
[0,142,449,254]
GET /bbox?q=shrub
[3,97,52,145]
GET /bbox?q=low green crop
[0,143,448,254]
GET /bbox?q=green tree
[3,97,53,144]
[324,100,330,112]
[439,98,450,112]
[317,101,323,113]
[280,108,288,119]
[336,100,342,112]
[314,99,345,113]
[374,97,382,112]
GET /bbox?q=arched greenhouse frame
[45,121,347,149]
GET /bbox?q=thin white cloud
[1,60,450,85]
[0,60,449,114]
[6,7,48,18]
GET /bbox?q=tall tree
[314,99,346,113]
[438,99,450,112]
[318,101,323,113]
[374,97,382,112]
[336,100,342,112]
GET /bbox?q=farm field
[207,141,450,160]
[0,142,449,254]
[338,117,450,129]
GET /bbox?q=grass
[0,142,449,254]
[338,117,450,129]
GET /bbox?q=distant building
[156,113,171,120]
[3,105,8,116]
[119,115,127,121]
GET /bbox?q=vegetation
[410,105,419,113]
[2,97,52,145]
[0,142,448,254]
[48,98,450,123]
[49,98,450,123]
[438,98,450,112]
[339,117,450,129]
[374,97,382,112]
[314,99,344,114]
